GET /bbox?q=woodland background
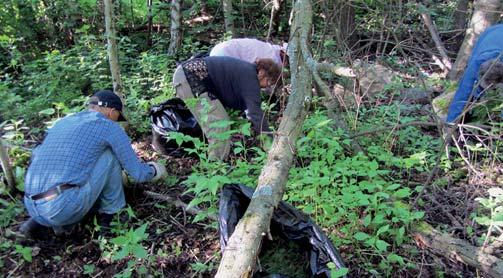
[0,0,502,277]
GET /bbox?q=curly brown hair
[255,58,282,86]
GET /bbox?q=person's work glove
[147,162,167,181]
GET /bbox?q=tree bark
[215,1,313,276]
[221,0,235,37]
[448,0,502,81]
[414,222,503,278]
[104,0,125,99]
[167,0,182,56]
[0,139,15,192]
[266,0,282,41]
[419,4,452,72]
[146,0,153,47]
[333,0,356,48]
[454,0,471,31]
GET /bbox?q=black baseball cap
[89,90,127,121]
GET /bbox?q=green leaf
[112,247,129,261]
[83,264,95,275]
[375,239,389,251]
[241,122,252,136]
[330,267,349,278]
[111,236,128,245]
[396,226,405,245]
[376,224,389,236]
[387,253,405,265]
[39,108,56,115]
[354,232,370,241]
[132,245,147,259]
[134,223,148,240]
[394,188,411,198]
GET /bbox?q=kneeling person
[21,90,166,238]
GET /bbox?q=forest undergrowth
[1,1,503,277]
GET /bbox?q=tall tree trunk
[454,0,471,30]
[167,0,182,56]
[147,0,153,47]
[104,0,125,99]
[448,0,502,81]
[221,0,235,37]
[215,0,313,276]
[0,139,15,192]
[266,0,282,41]
[334,0,356,48]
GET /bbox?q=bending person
[172,56,281,160]
[446,24,503,124]
[21,90,167,238]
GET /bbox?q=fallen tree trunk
[413,222,503,278]
[215,1,313,276]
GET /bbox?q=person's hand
[147,162,167,181]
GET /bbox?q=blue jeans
[24,150,125,234]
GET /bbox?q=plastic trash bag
[150,98,203,157]
[219,184,347,278]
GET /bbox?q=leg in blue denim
[87,149,126,214]
[22,150,125,235]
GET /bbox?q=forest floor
[2,132,501,277]
[1,73,502,278]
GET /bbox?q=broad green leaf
[330,267,349,278]
[132,245,147,259]
[394,188,411,198]
[39,108,56,115]
[354,232,370,241]
[375,239,389,251]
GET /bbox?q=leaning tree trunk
[0,139,15,192]
[167,0,182,55]
[104,0,125,99]
[221,0,235,37]
[448,0,502,81]
[215,0,313,276]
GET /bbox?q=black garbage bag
[219,184,346,278]
[150,98,204,157]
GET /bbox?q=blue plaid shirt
[25,110,155,195]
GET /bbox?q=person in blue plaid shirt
[20,90,167,238]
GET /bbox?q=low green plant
[98,212,150,277]
[474,187,503,245]
[83,264,95,276]
[190,261,216,275]
[14,244,32,263]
